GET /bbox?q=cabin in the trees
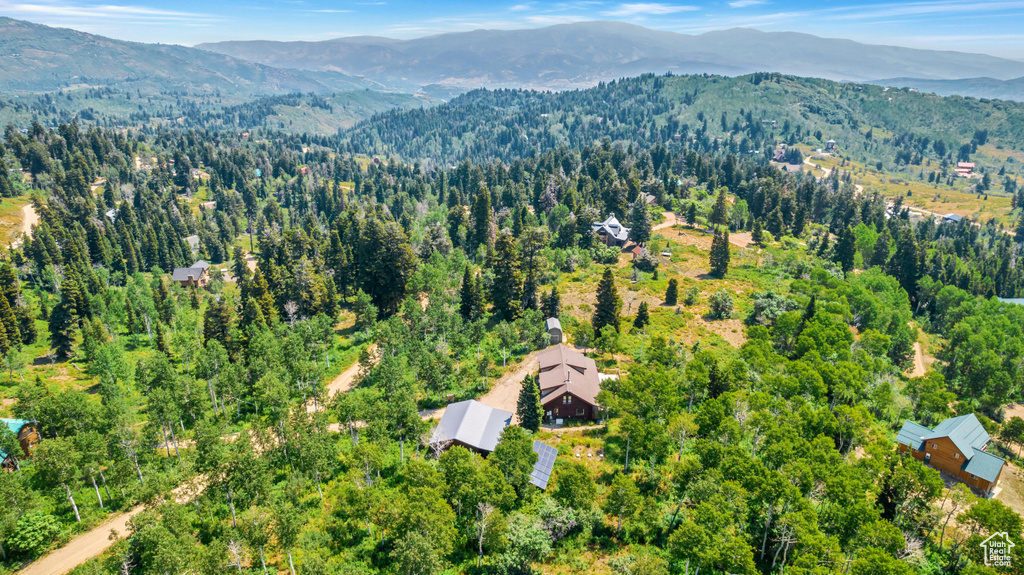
[772,149,786,162]
[825,139,837,152]
[942,213,964,224]
[431,401,558,489]
[956,162,975,177]
[897,414,1006,495]
[537,345,602,422]
[171,260,211,288]
[1,419,39,472]
[592,213,630,247]
[432,400,513,454]
[544,318,563,345]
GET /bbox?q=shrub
[9,511,61,557]
[708,290,734,320]
[683,286,700,306]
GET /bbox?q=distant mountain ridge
[198,21,1024,92]
[873,76,1024,102]
[0,17,374,95]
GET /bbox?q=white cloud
[729,0,766,7]
[602,3,699,16]
[510,3,531,11]
[307,8,351,12]
[0,1,210,20]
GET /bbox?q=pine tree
[49,279,81,359]
[628,199,652,245]
[633,302,650,330]
[592,267,621,333]
[664,279,678,306]
[817,234,831,258]
[710,189,729,226]
[489,231,522,321]
[686,203,697,227]
[709,230,731,277]
[792,207,807,237]
[751,219,764,245]
[0,296,20,353]
[459,267,483,321]
[833,226,857,273]
[516,375,543,433]
[768,207,785,238]
[472,186,492,250]
[542,287,560,318]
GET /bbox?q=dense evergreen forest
[0,72,1024,575]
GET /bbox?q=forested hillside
[0,68,1023,575]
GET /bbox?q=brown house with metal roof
[536,345,602,421]
[896,414,1005,495]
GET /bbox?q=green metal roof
[0,419,31,460]
[924,413,990,459]
[896,421,932,449]
[963,449,1006,483]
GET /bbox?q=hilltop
[198,21,1024,92]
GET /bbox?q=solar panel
[530,440,558,490]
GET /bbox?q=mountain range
[0,17,374,95]
[197,21,1024,92]
[4,17,1024,103]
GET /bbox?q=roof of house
[0,419,31,460]
[171,267,206,282]
[591,213,629,242]
[896,420,932,450]
[957,162,976,169]
[431,400,513,453]
[782,164,803,173]
[537,344,601,407]
[896,414,1005,482]
[545,318,561,332]
[191,260,211,270]
[530,441,557,490]
[925,413,990,455]
[943,213,964,222]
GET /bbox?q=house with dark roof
[171,260,211,288]
[896,414,1005,495]
[537,345,602,421]
[942,213,964,224]
[825,139,837,152]
[592,213,630,247]
[1,419,39,472]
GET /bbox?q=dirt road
[422,350,542,423]
[653,211,677,232]
[12,204,38,248]
[19,507,145,575]
[908,342,926,378]
[18,478,203,575]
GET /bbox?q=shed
[545,318,563,345]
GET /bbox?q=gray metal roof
[191,260,211,270]
[924,413,989,458]
[896,420,932,450]
[545,318,561,332]
[591,213,629,242]
[530,441,557,490]
[943,213,964,222]
[963,448,1005,483]
[431,400,513,453]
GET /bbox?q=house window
[562,395,570,405]
[953,452,960,459]
[931,443,938,449]
[576,408,585,417]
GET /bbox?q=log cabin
[1,418,39,472]
[896,414,1005,496]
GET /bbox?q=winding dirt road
[12,203,38,248]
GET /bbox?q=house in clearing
[825,139,837,152]
[1,419,39,472]
[171,260,211,288]
[942,213,964,224]
[896,413,1005,495]
[591,213,630,247]
[537,345,602,422]
[955,162,975,177]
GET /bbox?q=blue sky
[2,0,1024,58]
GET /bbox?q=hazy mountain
[198,21,1024,91]
[874,77,1024,102]
[0,17,373,95]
